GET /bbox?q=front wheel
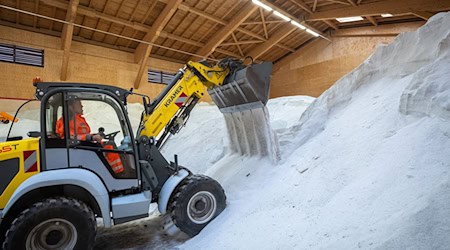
[2,197,96,250]
[168,175,226,237]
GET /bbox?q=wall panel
[0,25,203,103]
[271,22,424,98]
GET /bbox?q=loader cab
[39,85,140,193]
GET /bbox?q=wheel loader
[0,58,272,249]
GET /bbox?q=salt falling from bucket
[223,106,280,163]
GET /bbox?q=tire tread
[2,197,96,250]
[168,175,226,237]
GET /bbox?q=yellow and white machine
[0,58,272,249]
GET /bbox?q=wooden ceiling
[1,0,450,66]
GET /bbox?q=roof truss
[1,0,450,73]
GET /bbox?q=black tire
[0,120,9,124]
[168,175,226,237]
[2,197,96,250]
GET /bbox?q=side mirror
[27,131,41,138]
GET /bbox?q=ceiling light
[381,13,393,17]
[336,16,364,23]
[291,20,306,30]
[251,0,273,12]
[306,29,319,37]
[273,10,291,22]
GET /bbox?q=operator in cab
[56,98,124,175]
[56,99,102,142]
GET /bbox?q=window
[7,100,41,140]
[148,69,175,84]
[0,43,44,67]
[62,92,136,178]
[45,93,63,140]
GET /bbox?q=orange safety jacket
[56,114,91,141]
[56,114,124,174]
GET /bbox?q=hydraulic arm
[137,58,272,148]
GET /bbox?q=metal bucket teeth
[208,62,272,113]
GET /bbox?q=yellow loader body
[0,138,41,209]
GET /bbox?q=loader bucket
[208,61,280,163]
[208,62,272,113]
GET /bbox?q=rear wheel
[168,175,226,237]
[2,197,96,250]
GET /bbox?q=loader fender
[2,168,112,227]
[158,169,189,214]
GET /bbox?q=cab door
[44,91,139,192]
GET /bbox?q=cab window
[61,91,136,178]
[4,100,40,141]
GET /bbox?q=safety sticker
[23,150,38,173]
[175,93,188,107]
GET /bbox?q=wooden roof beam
[331,21,423,37]
[178,4,267,42]
[60,0,79,81]
[346,0,357,7]
[16,0,19,24]
[411,11,435,20]
[247,23,297,60]
[101,0,126,44]
[327,0,350,5]
[231,33,244,57]
[366,16,378,26]
[40,0,297,59]
[41,0,150,32]
[189,1,258,60]
[126,0,158,48]
[54,0,253,46]
[280,45,295,53]
[260,1,330,39]
[113,0,144,46]
[220,40,264,46]
[159,32,203,47]
[290,0,312,13]
[178,4,222,23]
[133,0,182,89]
[327,0,351,5]
[307,0,450,21]
[49,7,56,30]
[41,0,268,46]
[215,48,243,59]
[288,0,337,30]
[161,32,295,53]
[313,0,318,12]
[323,20,338,30]
[260,8,269,39]
[33,0,39,28]
[242,20,285,25]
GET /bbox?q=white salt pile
[178,11,450,250]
